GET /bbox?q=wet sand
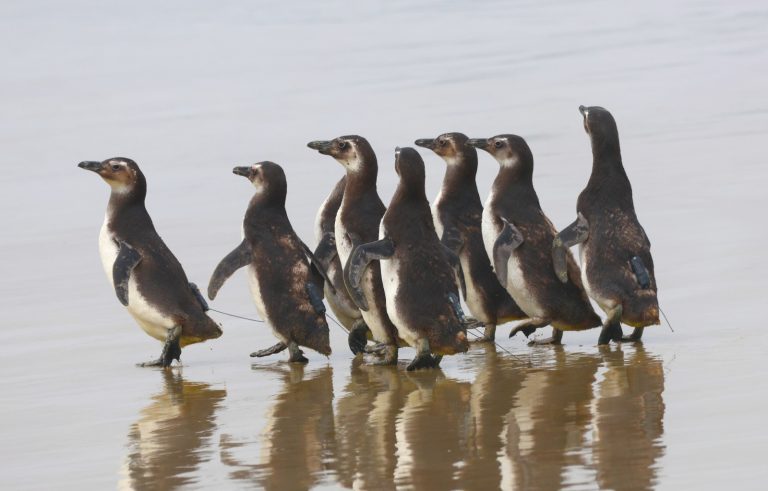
[2,0,767,489]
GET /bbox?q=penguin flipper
[301,240,336,294]
[493,218,523,289]
[344,238,395,312]
[208,240,251,300]
[442,244,467,300]
[552,213,589,283]
[312,232,337,270]
[113,241,142,306]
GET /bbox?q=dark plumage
[415,132,527,342]
[208,162,330,361]
[574,106,659,339]
[469,136,601,344]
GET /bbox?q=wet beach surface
[1,0,767,489]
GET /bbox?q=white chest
[334,211,353,266]
[432,190,444,240]
[377,223,418,346]
[481,195,500,263]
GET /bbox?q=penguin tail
[295,319,332,356]
[622,291,660,327]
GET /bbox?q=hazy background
[1,0,766,489]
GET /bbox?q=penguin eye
[338,141,347,150]
[494,141,503,149]
[439,139,447,147]
[111,164,121,171]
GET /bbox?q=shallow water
[2,0,767,489]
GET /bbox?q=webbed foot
[368,344,398,365]
[348,320,369,355]
[250,341,288,358]
[471,324,496,343]
[406,353,440,371]
[528,328,563,346]
[621,327,644,343]
[287,341,309,364]
[364,342,389,356]
[138,325,181,367]
[598,323,623,345]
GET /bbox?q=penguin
[78,158,222,367]
[552,106,659,344]
[415,132,527,342]
[467,136,602,344]
[345,147,469,371]
[307,136,401,365]
[207,162,331,363]
[312,176,370,355]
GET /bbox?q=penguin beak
[78,161,103,173]
[578,105,588,117]
[307,140,333,155]
[414,138,435,150]
[466,138,489,150]
[232,166,252,178]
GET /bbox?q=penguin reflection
[334,363,471,490]
[118,371,226,490]
[220,365,335,491]
[504,348,601,491]
[593,346,665,491]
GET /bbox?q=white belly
[481,198,498,262]
[378,226,420,346]
[506,253,545,318]
[460,250,487,321]
[432,191,444,240]
[334,213,353,267]
[247,264,286,343]
[98,216,173,341]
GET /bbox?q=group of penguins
[79,105,659,371]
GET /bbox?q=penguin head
[307,135,375,173]
[579,105,619,142]
[467,135,533,174]
[78,157,145,195]
[233,161,287,203]
[414,132,471,166]
[394,146,425,185]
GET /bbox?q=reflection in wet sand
[220,365,336,490]
[214,347,664,490]
[593,346,666,491]
[504,348,601,491]
[118,371,226,490]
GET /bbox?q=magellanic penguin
[468,136,602,344]
[313,176,369,354]
[415,132,527,342]
[552,106,659,344]
[78,158,222,367]
[208,162,331,363]
[346,147,470,371]
[307,136,401,364]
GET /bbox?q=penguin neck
[107,184,147,221]
[585,135,633,205]
[441,152,480,202]
[493,165,540,211]
[344,158,378,199]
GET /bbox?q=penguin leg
[348,319,370,355]
[598,305,624,345]
[250,342,288,358]
[528,327,564,346]
[509,318,549,339]
[369,344,399,365]
[287,341,309,364]
[622,327,644,343]
[406,339,440,371]
[138,325,182,368]
[470,323,496,343]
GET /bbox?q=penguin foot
[527,328,563,346]
[138,326,181,367]
[364,342,389,356]
[250,342,288,358]
[621,327,644,343]
[348,321,370,355]
[406,353,440,371]
[287,342,309,364]
[471,324,496,343]
[368,344,398,365]
[598,323,623,345]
